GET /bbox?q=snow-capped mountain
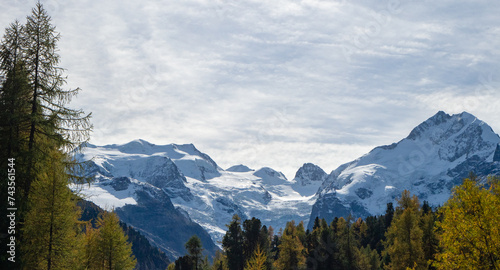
[76,140,321,250]
[309,111,500,229]
[76,111,500,255]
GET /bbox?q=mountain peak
[226,164,254,172]
[294,163,327,186]
[406,111,481,141]
[104,139,155,154]
[254,167,288,182]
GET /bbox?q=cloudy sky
[2,0,500,178]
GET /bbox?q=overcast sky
[2,0,500,178]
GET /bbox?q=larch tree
[274,220,306,270]
[78,224,99,270]
[95,211,136,270]
[244,246,268,270]
[0,3,97,269]
[4,2,92,268]
[337,215,358,270]
[435,176,500,270]
[21,148,81,270]
[384,190,425,270]
[211,250,228,270]
[22,2,91,200]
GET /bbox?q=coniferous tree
[95,211,136,270]
[243,217,263,264]
[79,225,99,270]
[364,215,385,253]
[274,221,306,270]
[174,255,193,270]
[0,20,31,164]
[185,235,203,270]
[305,228,320,270]
[305,218,339,270]
[22,2,91,199]
[384,190,425,270]
[212,250,228,270]
[0,22,32,267]
[357,246,381,270]
[312,217,321,231]
[384,202,394,229]
[336,216,358,270]
[259,225,273,270]
[21,148,81,270]
[244,246,268,270]
[0,3,93,268]
[222,215,244,270]
[420,210,438,268]
[435,176,500,269]
[296,221,307,246]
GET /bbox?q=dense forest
[171,175,500,270]
[0,3,137,269]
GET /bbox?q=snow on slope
[310,111,500,228]
[78,140,322,245]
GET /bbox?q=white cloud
[2,0,500,179]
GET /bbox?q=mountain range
[75,111,500,259]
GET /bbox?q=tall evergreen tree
[0,3,93,268]
[22,2,91,199]
[21,149,81,270]
[305,218,339,270]
[243,217,263,263]
[357,246,381,270]
[274,221,305,270]
[95,211,136,270]
[364,215,385,253]
[336,216,358,270]
[0,21,32,267]
[185,235,204,270]
[384,190,425,270]
[384,202,394,228]
[420,211,438,268]
[222,215,244,270]
[79,224,99,270]
[0,20,31,164]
